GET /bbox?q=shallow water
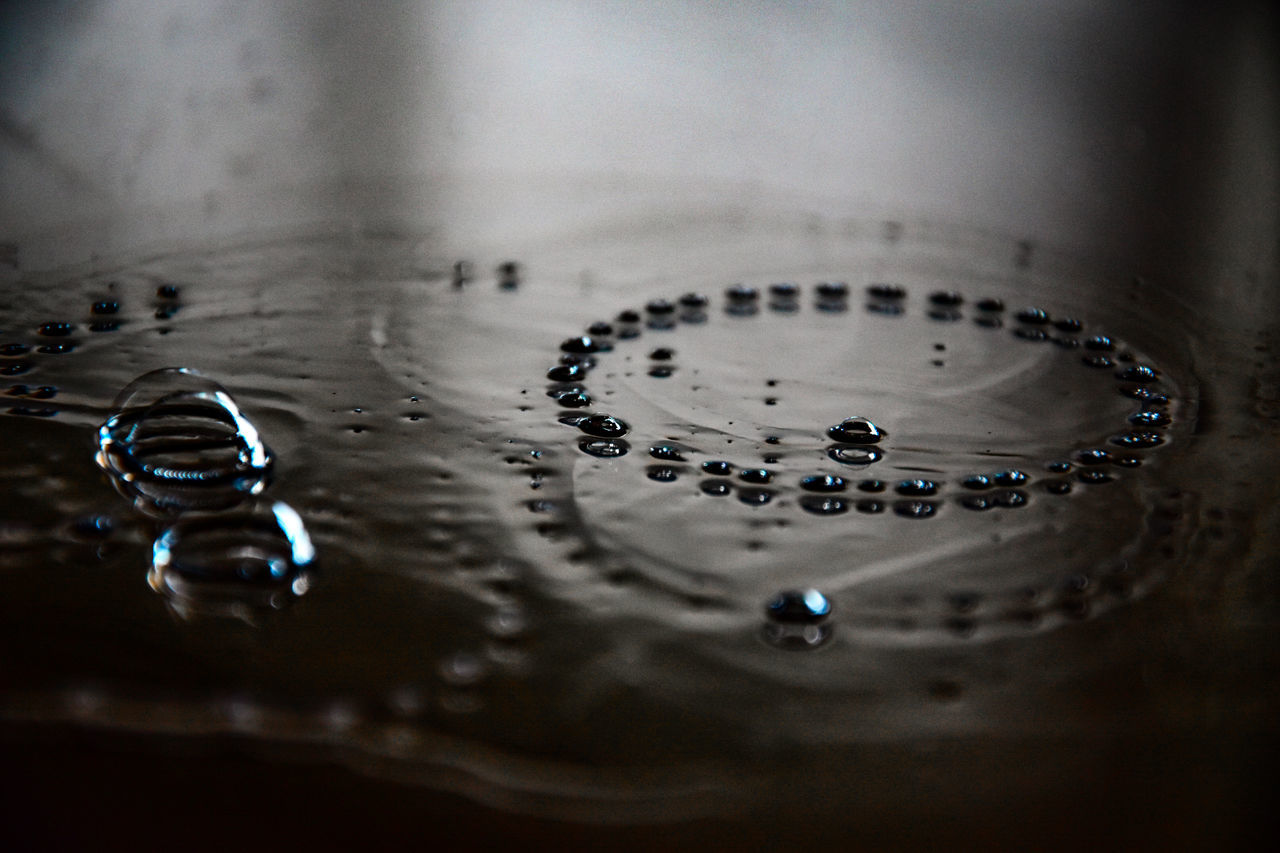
[1,217,1277,846]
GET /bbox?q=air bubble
[1110,431,1164,449]
[763,588,832,649]
[826,417,887,444]
[800,474,846,492]
[1128,410,1171,428]
[560,336,607,354]
[546,363,587,382]
[867,283,905,299]
[895,479,938,497]
[576,414,629,438]
[148,500,315,618]
[1117,365,1159,383]
[95,368,273,516]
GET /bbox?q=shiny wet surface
[1,219,1277,849]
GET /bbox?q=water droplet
[928,307,962,322]
[1111,453,1143,468]
[893,499,938,518]
[974,315,1003,328]
[579,439,629,458]
[962,474,991,490]
[700,480,732,496]
[497,261,520,288]
[800,474,846,492]
[1,343,30,356]
[71,514,116,540]
[738,468,773,484]
[766,588,831,621]
[992,469,1028,487]
[1014,327,1049,342]
[895,479,938,497]
[762,589,832,649]
[1047,461,1073,473]
[586,321,614,337]
[615,309,641,324]
[649,347,675,360]
[648,365,675,378]
[555,391,592,408]
[1054,337,1081,350]
[645,298,675,315]
[38,322,74,337]
[37,341,76,354]
[826,446,883,465]
[148,500,315,617]
[0,361,33,376]
[1054,317,1083,332]
[815,281,849,299]
[647,466,679,483]
[976,297,1005,312]
[769,282,799,298]
[546,363,587,382]
[560,335,608,354]
[1082,355,1114,369]
[96,368,274,516]
[702,460,733,476]
[678,292,709,308]
[452,260,473,286]
[856,498,886,513]
[857,479,886,492]
[1117,365,1159,383]
[1128,410,1171,428]
[1015,307,1050,325]
[89,321,120,332]
[1123,387,1170,406]
[725,284,759,301]
[156,284,180,299]
[91,300,120,315]
[1077,469,1114,484]
[867,283,905,299]
[1043,479,1073,495]
[737,488,774,506]
[1085,335,1115,351]
[865,301,901,316]
[1110,431,1164,449]
[826,417,887,444]
[929,291,963,307]
[960,494,992,511]
[577,414,629,438]
[649,444,686,462]
[1075,448,1111,465]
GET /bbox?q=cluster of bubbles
[536,281,1178,650]
[95,367,314,620]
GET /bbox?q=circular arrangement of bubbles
[95,367,315,620]
[530,281,1185,648]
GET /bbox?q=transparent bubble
[148,500,315,620]
[95,368,273,516]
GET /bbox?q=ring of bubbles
[527,281,1188,647]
